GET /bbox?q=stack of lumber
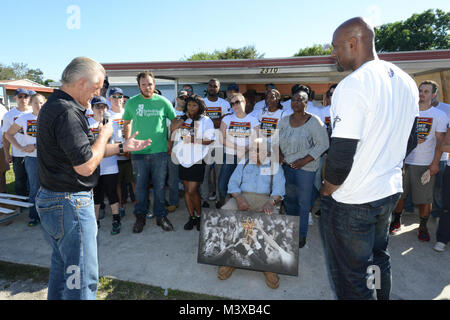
[0,193,34,224]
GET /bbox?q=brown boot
[263,272,279,289]
[133,214,146,233]
[218,266,235,280]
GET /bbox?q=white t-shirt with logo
[173,116,215,168]
[253,100,266,113]
[222,114,260,155]
[330,59,419,204]
[257,108,286,137]
[2,107,32,157]
[14,112,38,157]
[435,102,450,162]
[204,97,232,121]
[405,107,448,166]
[88,117,120,175]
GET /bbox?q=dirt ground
[0,279,48,300]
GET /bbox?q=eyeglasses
[17,95,29,99]
[112,95,123,99]
[230,100,243,107]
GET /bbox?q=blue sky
[1,0,448,81]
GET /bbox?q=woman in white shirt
[171,95,215,231]
[5,93,45,227]
[88,96,121,235]
[217,93,260,208]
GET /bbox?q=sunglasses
[177,96,187,101]
[93,104,108,109]
[230,100,243,107]
[112,95,123,99]
[17,95,29,99]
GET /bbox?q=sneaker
[119,208,126,217]
[389,220,401,234]
[433,242,446,252]
[184,216,196,230]
[146,210,154,219]
[263,272,280,289]
[28,219,40,227]
[156,216,174,231]
[418,229,430,242]
[195,216,201,231]
[133,215,146,233]
[111,221,121,235]
[299,237,306,249]
[98,207,106,220]
[202,201,210,208]
[208,192,217,201]
[97,220,101,229]
[308,212,314,226]
[314,210,321,218]
[218,266,235,280]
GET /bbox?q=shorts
[94,174,119,205]
[118,160,134,184]
[179,162,206,183]
[401,164,435,204]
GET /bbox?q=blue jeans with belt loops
[36,187,98,300]
[319,192,401,300]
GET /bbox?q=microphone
[102,111,109,125]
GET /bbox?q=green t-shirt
[123,94,176,154]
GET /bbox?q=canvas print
[198,209,299,276]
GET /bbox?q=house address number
[260,68,279,74]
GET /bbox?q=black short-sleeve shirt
[37,89,99,192]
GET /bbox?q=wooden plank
[0,212,20,224]
[0,193,29,201]
[0,207,15,214]
[0,198,33,208]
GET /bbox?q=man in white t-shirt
[430,84,450,218]
[390,81,447,241]
[254,83,275,113]
[3,88,32,196]
[319,17,419,300]
[200,79,232,208]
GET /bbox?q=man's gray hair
[61,57,106,85]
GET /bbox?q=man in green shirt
[123,71,176,233]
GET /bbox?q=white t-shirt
[0,103,8,149]
[108,109,128,161]
[2,107,32,157]
[204,97,232,121]
[253,100,266,113]
[221,114,260,155]
[88,117,120,175]
[257,108,286,137]
[405,107,448,166]
[173,116,215,168]
[330,59,419,204]
[435,102,450,162]
[14,112,38,157]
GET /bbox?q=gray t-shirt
[278,114,329,172]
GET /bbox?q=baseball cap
[227,83,239,92]
[177,90,188,98]
[108,87,123,97]
[91,96,109,107]
[265,83,276,90]
[14,88,29,96]
[28,90,37,96]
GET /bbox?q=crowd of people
[1,17,449,300]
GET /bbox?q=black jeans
[12,156,28,196]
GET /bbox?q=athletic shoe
[184,216,197,230]
[418,229,430,242]
[433,242,446,252]
[28,219,40,227]
[314,210,321,218]
[195,216,201,231]
[111,221,121,235]
[133,215,146,233]
[98,207,106,220]
[299,237,306,249]
[146,210,154,219]
[389,221,401,234]
[308,212,314,226]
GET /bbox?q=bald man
[319,17,419,300]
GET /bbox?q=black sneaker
[195,216,201,231]
[111,221,121,235]
[184,216,196,230]
[133,215,146,233]
[299,237,306,249]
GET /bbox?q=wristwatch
[118,143,124,154]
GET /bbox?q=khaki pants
[221,192,279,214]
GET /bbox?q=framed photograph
[197,209,299,276]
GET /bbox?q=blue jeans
[320,192,401,300]
[283,165,315,238]
[131,153,168,218]
[217,153,238,202]
[36,187,98,300]
[431,160,446,218]
[167,158,179,207]
[310,155,325,208]
[12,156,28,196]
[24,157,39,221]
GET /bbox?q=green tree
[185,45,264,61]
[375,9,450,52]
[0,62,45,84]
[0,64,16,80]
[294,44,333,57]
